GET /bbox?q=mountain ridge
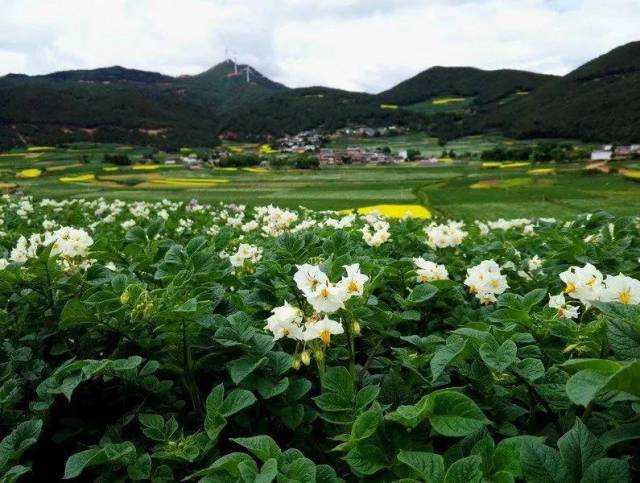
[1,41,639,148]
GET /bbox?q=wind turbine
[244,66,252,83]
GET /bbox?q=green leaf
[580,458,630,483]
[350,407,382,444]
[322,366,356,401]
[255,458,278,483]
[231,435,282,464]
[513,358,545,382]
[63,442,135,479]
[228,357,267,385]
[565,370,613,407]
[397,450,444,482]
[443,455,483,483]
[521,441,569,483]
[190,452,254,478]
[557,419,605,482]
[431,336,466,381]
[424,391,489,437]
[284,457,316,483]
[59,299,92,329]
[220,389,257,417]
[493,436,546,477]
[344,443,387,476]
[479,339,517,371]
[407,283,439,304]
[355,386,379,409]
[599,422,640,449]
[606,317,640,360]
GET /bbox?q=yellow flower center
[348,280,359,293]
[319,287,330,299]
[320,330,331,345]
[564,282,576,294]
[619,290,632,304]
[282,328,289,336]
[490,280,499,288]
[586,276,597,288]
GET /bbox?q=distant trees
[220,153,261,167]
[480,143,590,163]
[406,149,421,161]
[103,154,131,165]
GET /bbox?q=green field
[1,143,638,219]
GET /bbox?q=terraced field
[0,143,638,218]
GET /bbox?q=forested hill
[0,41,639,148]
[478,41,640,142]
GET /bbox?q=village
[155,126,640,170]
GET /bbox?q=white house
[591,150,612,161]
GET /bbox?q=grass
[1,143,639,219]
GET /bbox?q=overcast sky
[1,0,639,93]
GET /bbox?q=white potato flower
[413,257,449,282]
[229,243,262,268]
[265,301,304,340]
[294,264,329,296]
[304,315,344,345]
[307,282,347,314]
[337,263,369,298]
[600,274,640,305]
[559,263,603,305]
[464,260,508,304]
[549,293,580,319]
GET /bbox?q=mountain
[377,66,556,105]
[178,61,288,112]
[0,62,287,149]
[1,42,639,149]
[479,41,640,142]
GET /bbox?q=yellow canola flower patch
[471,177,533,189]
[481,162,502,168]
[619,168,640,181]
[528,168,555,175]
[357,204,431,219]
[243,167,268,173]
[16,168,42,178]
[26,146,54,152]
[259,145,278,154]
[216,167,239,172]
[103,167,119,172]
[132,165,159,171]
[148,177,230,187]
[500,162,531,169]
[59,174,96,183]
[379,104,399,109]
[432,97,466,105]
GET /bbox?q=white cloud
[0,0,638,92]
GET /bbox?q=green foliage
[0,197,638,481]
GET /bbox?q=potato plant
[0,196,638,482]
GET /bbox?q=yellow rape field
[379,104,399,109]
[619,168,640,181]
[16,168,42,178]
[146,177,230,187]
[500,162,531,169]
[132,165,160,171]
[432,97,466,105]
[356,204,431,219]
[243,167,268,173]
[528,168,555,175]
[59,174,96,183]
[103,167,120,172]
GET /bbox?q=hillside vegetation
[1,42,639,147]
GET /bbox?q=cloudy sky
[1,0,639,92]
